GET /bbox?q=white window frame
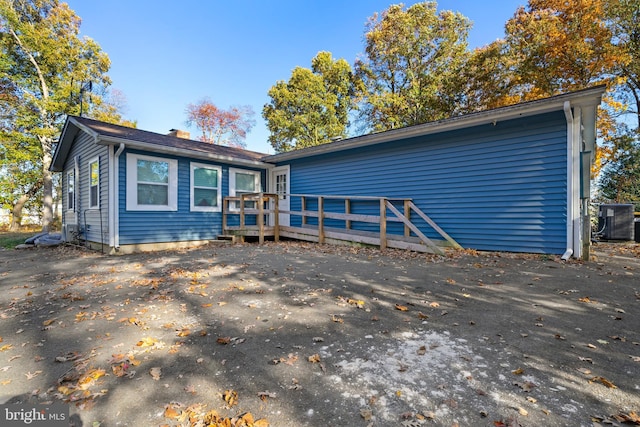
[66,169,75,211]
[126,153,178,211]
[190,162,222,212]
[229,168,261,211]
[88,156,100,209]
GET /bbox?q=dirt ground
[0,240,638,427]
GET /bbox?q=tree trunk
[41,149,54,232]
[9,194,29,231]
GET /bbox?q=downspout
[109,143,125,250]
[562,101,574,261]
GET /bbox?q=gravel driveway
[0,241,638,427]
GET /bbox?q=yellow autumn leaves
[162,392,269,427]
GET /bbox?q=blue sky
[67,0,525,154]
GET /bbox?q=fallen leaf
[590,376,617,388]
[512,368,524,375]
[417,345,427,356]
[0,344,13,352]
[149,367,161,380]
[258,391,276,401]
[395,304,409,311]
[518,407,528,416]
[136,337,158,347]
[347,298,365,308]
[42,319,56,326]
[429,301,440,308]
[308,354,321,363]
[360,408,373,421]
[25,370,42,380]
[222,389,238,407]
[164,404,180,419]
[217,336,231,345]
[417,312,429,320]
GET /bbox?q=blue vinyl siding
[61,132,109,244]
[118,149,265,245]
[281,111,568,254]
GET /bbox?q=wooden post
[239,195,246,243]
[222,198,228,232]
[380,198,387,251]
[274,195,280,242]
[404,199,411,237]
[258,193,264,244]
[301,196,307,226]
[345,199,351,230]
[318,196,325,244]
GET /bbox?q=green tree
[597,126,640,204]
[606,0,640,132]
[355,2,471,132]
[0,0,127,230]
[263,51,356,153]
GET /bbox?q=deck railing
[222,192,461,254]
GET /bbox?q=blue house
[51,85,604,259]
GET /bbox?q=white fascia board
[96,135,271,169]
[266,86,606,163]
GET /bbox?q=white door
[270,166,290,226]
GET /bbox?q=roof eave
[97,135,272,168]
[264,85,606,163]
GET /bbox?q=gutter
[108,143,125,249]
[562,101,574,261]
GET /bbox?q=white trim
[269,165,290,226]
[111,143,125,248]
[229,167,261,211]
[571,106,582,259]
[88,156,100,209]
[126,153,178,211]
[190,162,222,212]
[563,102,575,260]
[66,169,75,212]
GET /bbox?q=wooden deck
[222,193,462,255]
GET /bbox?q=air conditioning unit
[63,224,80,242]
[598,204,634,240]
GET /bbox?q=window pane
[235,172,256,192]
[194,167,217,188]
[90,186,98,207]
[194,188,217,207]
[90,161,99,186]
[137,159,168,183]
[138,183,168,205]
[68,172,74,191]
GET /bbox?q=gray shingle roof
[71,116,268,162]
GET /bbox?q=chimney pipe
[168,129,190,139]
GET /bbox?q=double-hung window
[229,168,261,210]
[190,163,221,212]
[67,170,75,211]
[88,157,100,209]
[126,153,177,211]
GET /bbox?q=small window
[229,168,261,210]
[88,157,99,208]
[67,170,75,211]
[190,163,221,212]
[126,153,178,211]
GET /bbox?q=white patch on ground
[328,330,486,424]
